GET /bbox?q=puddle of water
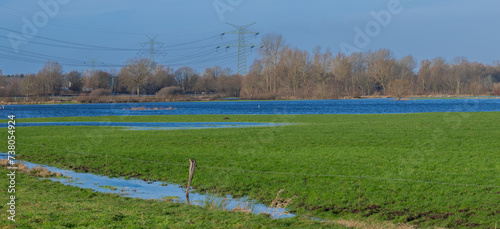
[0,153,294,219]
[2,122,289,131]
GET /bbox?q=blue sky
[1,0,499,75]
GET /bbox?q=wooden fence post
[186,159,196,204]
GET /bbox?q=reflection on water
[0,153,294,219]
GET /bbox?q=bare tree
[38,61,63,96]
[259,34,286,93]
[280,48,310,96]
[241,60,266,98]
[88,70,112,90]
[174,66,198,92]
[65,71,84,93]
[21,74,38,98]
[310,47,334,98]
[388,79,411,100]
[311,47,333,86]
[331,53,352,94]
[146,65,175,94]
[451,56,470,95]
[196,65,231,94]
[121,58,152,97]
[349,52,374,96]
[396,55,417,94]
[417,59,432,94]
[429,57,450,94]
[7,77,22,97]
[369,49,396,95]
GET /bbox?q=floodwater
[0,153,294,219]
[1,98,499,118]
[1,122,289,130]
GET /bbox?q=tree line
[1,33,500,99]
[0,59,242,99]
[243,34,500,99]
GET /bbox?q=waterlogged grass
[0,167,341,228]
[6,112,500,228]
[99,185,118,191]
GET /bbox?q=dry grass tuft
[0,159,62,178]
[334,219,416,229]
[18,163,29,171]
[270,189,297,209]
[231,202,253,214]
[0,159,10,166]
[126,106,176,111]
[259,189,297,219]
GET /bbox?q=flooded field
[0,153,294,219]
[0,122,289,130]
[1,98,499,118]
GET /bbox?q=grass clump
[99,185,118,191]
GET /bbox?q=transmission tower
[138,35,167,67]
[84,57,103,71]
[84,57,104,77]
[219,22,259,75]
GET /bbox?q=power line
[0,45,85,65]
[0,26,227,52]
[0,26,138,51]
[0,25,259,72]
[0,6,228,37]
[0,35,142,51]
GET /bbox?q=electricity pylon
[219,22,259,75]
[84,57,102,72]
[138,35,167,67]
[84,57,104,78]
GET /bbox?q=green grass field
[4,112,500,228]
[0,167,342,228]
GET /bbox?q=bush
[89,88,111,97]
[156,86,182,98]
[493,83,500,96]
[388,79,411,100]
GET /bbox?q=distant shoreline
[0,95,499,105]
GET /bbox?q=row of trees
[242,34,500,99]
[0,59,242,98]
[1,33,500,99]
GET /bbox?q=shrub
[493,83,500,96]
[156,86,182,98]
[89,88,111,97]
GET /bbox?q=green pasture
[4,112,500,228]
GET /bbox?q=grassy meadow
[0,167,343,228]
[3,112,500,228]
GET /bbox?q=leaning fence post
[186,159,196,204]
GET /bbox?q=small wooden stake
[186,159,196,205]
